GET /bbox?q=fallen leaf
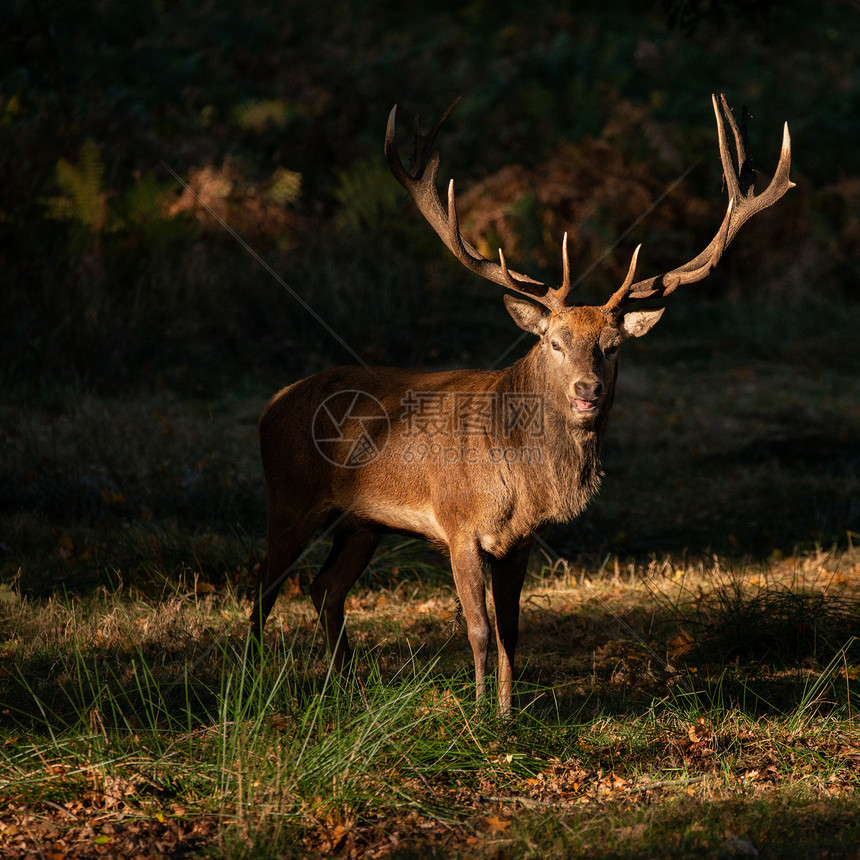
[668,630,695,658]
[688,718,712,744]
[485,815,512,833]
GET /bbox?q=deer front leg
[449,539,491,703]
[489,540,532,716]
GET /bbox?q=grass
[0,546,858,858]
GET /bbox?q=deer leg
[310,525,380,670]
[250,519,313,642]
[489,540,532,716]
[449,539,491,704]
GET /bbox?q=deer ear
[619,307,665,339]
[504,294,551,335]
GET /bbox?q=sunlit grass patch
[1,544,858,857]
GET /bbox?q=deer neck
[500,351,605,523]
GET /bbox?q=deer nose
[574,380,602,401]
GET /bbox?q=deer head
[500,257,665,427]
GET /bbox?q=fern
[43,139,107,233]
[333,159,401,234]
[266,167,302,206]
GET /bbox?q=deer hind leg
[310,524,380,671]
[250,515,314,642]
[449,539,491,704]
[489,540,532,717]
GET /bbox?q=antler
[385,100,576,313]
[603,93,794,315]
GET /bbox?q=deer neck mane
[500,350,605,524]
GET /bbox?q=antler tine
[715,94,755,200]
[606,94,794,310]
[603,244,643,314]
[497,247,525,293]
[513,232,573,314]
[385,101,549,302]
[558,232,572,301]
[415,97,461,173]
[447,179,521,293]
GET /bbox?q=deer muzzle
[570,380,602,412]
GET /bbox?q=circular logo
[312,389,390,468]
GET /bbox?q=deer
[250,95,793,715]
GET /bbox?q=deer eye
[550,340,561,352]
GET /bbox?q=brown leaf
[57,534,76,558]
[485,815,512,833]
[56,533,94,562]
[668,630,695,658]
[687,718,713,744]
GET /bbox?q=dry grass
[1,543,858,858]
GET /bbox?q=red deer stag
[251,95,792,714]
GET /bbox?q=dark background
[1,0,858,593]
